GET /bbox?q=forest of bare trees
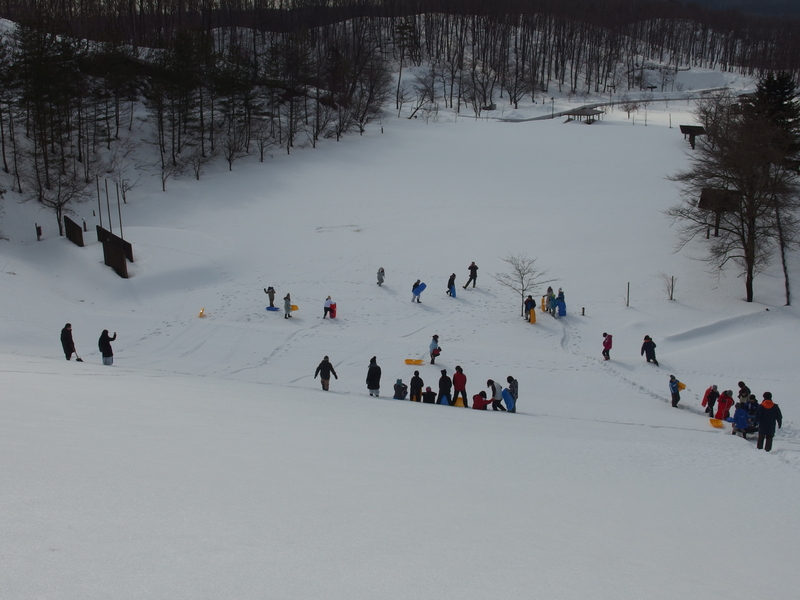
[0,0,798,235]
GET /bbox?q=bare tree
[657,273,677,301]
[493,253,555,316]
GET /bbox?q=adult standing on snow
[314,355,338,391]
[60,323,76,360]
[702,385,720,416]
[438,369,453,405]
[641,335,658,366]
[323,296,333,318]
[755,392,782,452]
[737,381,751,402]
[366,356,382,397]
[487,379,506,412]
[377,267,385,286]
[429,334,441,364]
[410,370,424,402]
[284,294,293,319]
[669,375,682,408]
[602,333,612,360]
[524,295,536,320]
[98,330,117,366]
[463,262,478,289]
[264,286,276,308]
[453,366,469,407]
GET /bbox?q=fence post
[626,282,630,307]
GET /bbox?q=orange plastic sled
[709,419,724,428]
[405,359,425,365]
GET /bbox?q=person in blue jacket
[524,295,535,320]
[731,403,753,438]
[641,335,658,366]
[668,374,681,407]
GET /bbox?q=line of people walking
[700,381,783,452]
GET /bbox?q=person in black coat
[366,356,382,396]
[314,355,338,391]
[755,392,783,452]
[409,370,424,402]
[421,386,437,404]
[60,323,76,360]
[446,273,456,295]
[463,262,478,288]
[437,369,452,405]
[641,335,658,366]
[98,330,117,366]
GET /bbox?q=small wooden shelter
[679,125,706,149]
[563,108,604,123]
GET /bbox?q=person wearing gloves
[314,355,338,391]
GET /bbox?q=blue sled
[413,283,427,296]
[557,301,566,317]
[266,306,281,311]
[502,388,516,412]
[449,285,457,298]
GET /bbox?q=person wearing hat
[98,329,117,366]
[421,386,437,404]
[377,267,385,286]
[437,369,452,405]
[283,293,293,319]
[702,385,719,416]
[755,392,783,452]
[314,355,338,391]
[393,379,408,399]
[366,356,381,397]
[60,323,76,360]
[429,335,441,364]
[463,262,478,289]
[323,296,333,318]
[524,295,536,320]
[668,375,681,408]
[409,370,424,402]
[641,335,658,366]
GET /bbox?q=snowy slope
[2,71,800,599]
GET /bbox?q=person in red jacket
[602,332,612,360]
[714,390,735,420]
[472,391,492,410]
[452,365,469,407]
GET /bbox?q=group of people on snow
[313,352,519,413]
[60,323,117,365]
[403,262,479,304]
[700,381,783,451]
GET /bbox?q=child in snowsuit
[524,296,536,320]
[429,335,440,364]
[669,375,681,408]
[377,267,385,286]
[602,333,612,360]
[412,280,423,303]
[715,390,735,420]
[421,386,437,404]
[641,335,658,366]
[472,391,492,410]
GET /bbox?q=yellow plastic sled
[198,307,205,318]
[709,419,724,428]
[291,304,299,311]
[453,396,466,407]
[678,381,686,391]
[405,359,425,365]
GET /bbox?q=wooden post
[581,307,585,316]
[626,282,630,307]
[96,175,103,228]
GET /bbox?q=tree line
[0,0,798,238]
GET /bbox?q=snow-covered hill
[2,71,799,599]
